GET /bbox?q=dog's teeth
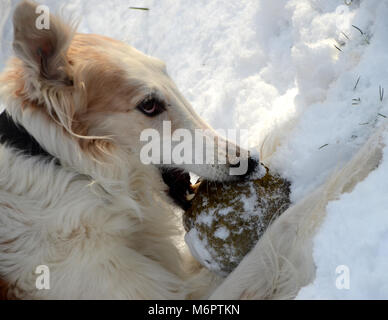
[192,182,202,192]
[186,193,195,201]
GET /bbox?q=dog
[0,1,385,300]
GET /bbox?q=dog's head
[1,1,258,202]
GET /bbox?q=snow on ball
[184,164,291,277]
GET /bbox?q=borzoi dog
[0,1,385,299]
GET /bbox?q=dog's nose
[244,156,259,177]
[229,156,259,178]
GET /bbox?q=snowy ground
[1,0,388,299]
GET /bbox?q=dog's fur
[0,1,385,300]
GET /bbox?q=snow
[297,133,388,299]
[185,229,223,275]
[214,227,230,240]
[1,0,388,299]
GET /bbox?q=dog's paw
[160,168,195,210]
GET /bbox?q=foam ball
[184,164,291,276]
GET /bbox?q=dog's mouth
[160,167,201,210]
[159,158,260,210]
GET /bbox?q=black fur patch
[161,168,194,210]
[0,112,55,161]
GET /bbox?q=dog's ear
[13,0,74,85]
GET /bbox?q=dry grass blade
[352,24,364,35]
[354,76,360,90]
[379,85,384,102]
[129,7,149,11]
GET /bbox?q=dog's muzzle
[160,156,258,210]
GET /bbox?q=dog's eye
[137,97,166,117]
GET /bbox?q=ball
[184,164,291,276]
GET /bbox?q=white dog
[0,1,385,300]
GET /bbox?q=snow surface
[1,0,388,299]
[214,227,230,240]
[298,133,388,299]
